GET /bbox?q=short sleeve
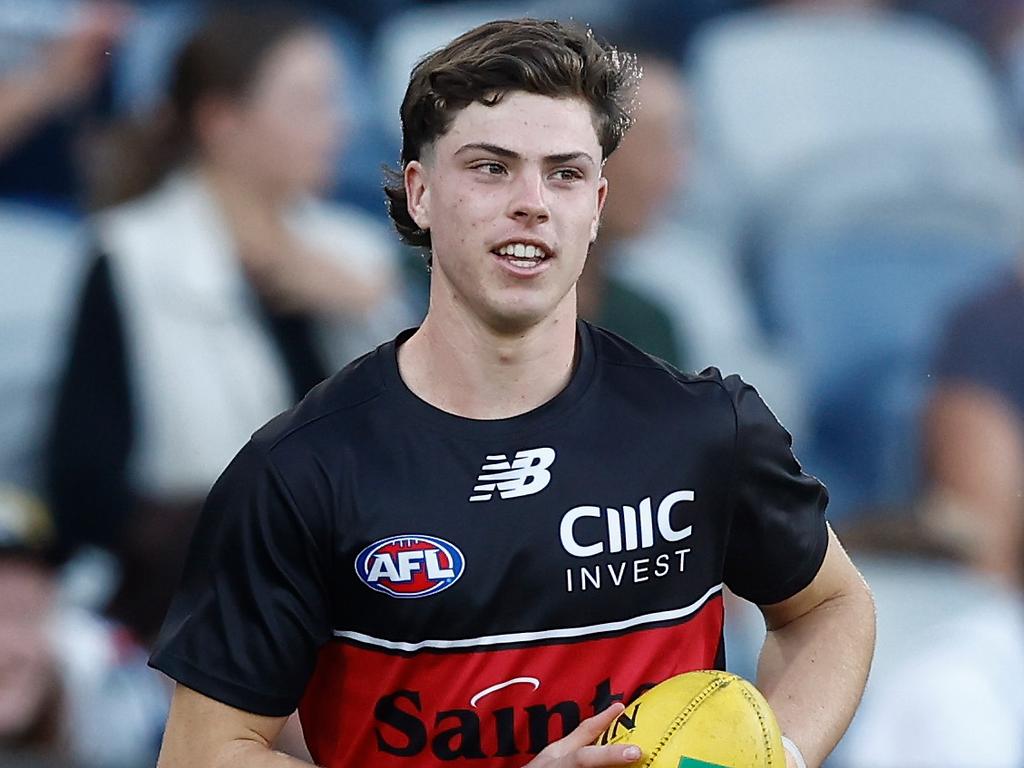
[722,376,829,605]
[149,441,332,716]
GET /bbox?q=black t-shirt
[150,322,828,766]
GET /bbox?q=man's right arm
[157,684,311,768]
[158,684,641,768]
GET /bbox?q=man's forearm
[156,685,318,768]
[217,741,318,768]
[158,739,316,768]
[757,586,876,768]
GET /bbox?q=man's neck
[397,296,579,420]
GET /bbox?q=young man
[151,19,875,768]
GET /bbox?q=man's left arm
[756,525,875,768]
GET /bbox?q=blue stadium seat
[686,8,1018,241]
[684,8,1024,516]
[757,143,1024,516]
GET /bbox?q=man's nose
[508,170,550,224]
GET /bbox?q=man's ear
[591,176,609,242]
[405,160,431,232]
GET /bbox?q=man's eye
[553,168,584,181]
[474,162,506,175]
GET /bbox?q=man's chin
[481,296,574,337]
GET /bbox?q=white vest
[94,171,409,498]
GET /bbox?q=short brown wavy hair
[383,18,641,250]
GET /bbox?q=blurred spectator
[47,3,412,641]
[686,0,1024,515]
[725,499,1023,767]
[833,513,1024,767]
[590,50,805,428]
[575,53,682,367]
[827,262,1024,766]
[0,0,128,206]
[919,268,1024,588]
[839,569,1023,766]
[0,485,166,768]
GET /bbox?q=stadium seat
[757,142,1024,516]
[686,8,1018,239]
[684,8,1024,515]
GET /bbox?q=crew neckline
[379,320,597,439]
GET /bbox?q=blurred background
[1,0,1022,765]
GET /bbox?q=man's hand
[523,703,642,768]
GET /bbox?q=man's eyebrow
[545,151,596,166]
[454,142,520,159]
[454,142,596,165]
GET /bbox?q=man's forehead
[437,92,602,159]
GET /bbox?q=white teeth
[497,242,547,259]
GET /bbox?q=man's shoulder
[250,344,393,458]
[588,321,742,394]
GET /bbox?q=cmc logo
[355,535,465,599]
[560,490,695,558]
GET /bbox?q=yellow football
[595,670,786,768]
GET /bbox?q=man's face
[405,91,608,332]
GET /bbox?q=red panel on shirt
[299,595,723,766]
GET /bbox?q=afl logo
[355,535,465,599]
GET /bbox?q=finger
[558,703,627,752]
[573,743,643,767]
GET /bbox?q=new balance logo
[469,447,556,502]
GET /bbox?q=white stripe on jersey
[332,582,724,652]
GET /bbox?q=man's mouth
[493,242,551,269]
